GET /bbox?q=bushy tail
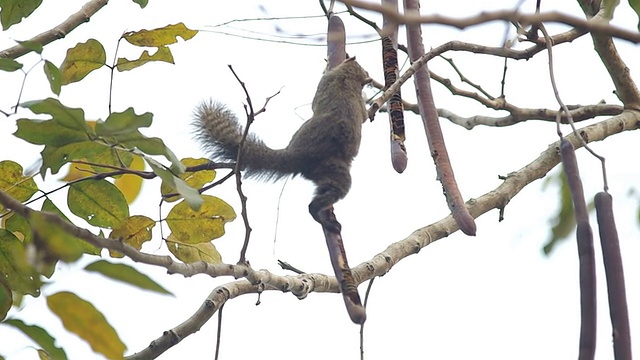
[193,101,296,181]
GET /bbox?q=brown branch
[340,0,640,43]
[369,28,587,120]
[0,0,109,59]
[578,2,640,110]
[371,78,623,129]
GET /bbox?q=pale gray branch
[340,0,640,43]
[0,0,109,59]
[578,2,640,109]
[125,110,638,358]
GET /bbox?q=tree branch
[0,0,109,59]
[340,0,640,43]
[1,110,638,358]
[578,2,640,110]
[125,108,639,359]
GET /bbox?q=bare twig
[227,66,256,264]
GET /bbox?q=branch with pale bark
[340,0,640,43]
[1,108,637,358]
[0,0,109,59]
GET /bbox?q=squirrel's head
[332,57,370,88]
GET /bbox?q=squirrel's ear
[345,56,356,63]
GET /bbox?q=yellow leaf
[166,234,222,264]
[47,292,126,359]
[166,196,236,244]
[123,23,197,47]
[161,158,215,202]
[0,160,37,212]
[60,162,93,182]
[60,39,106,85]
[114,155,145,204]
[108,215,155,258]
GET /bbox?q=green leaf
[630,0,640,30]
[47,291,126,359]
[0,0,43,30]
[0,229,41,296]
[95,108,153,136]
[167,236,222,264]
[4,211,30,239]
[121,134,185,174]
[0,57,22,71]
[41,199,101,256]
[543,172,574,254]
[123,23,198,47]
[0,160,38,211]
[68,180,129,228]
[116,46,174,71]
[17,40,43,54]
[0,281,11,320]
[603,0,620,19]
[147,158,202,209]
[20,98,88,131]
[60,39,106,85]
[3,319,67,359]
[85,260,172,295]
[30,212,86,263]
[4,212,31,243]
[14,119,89,146]
[43,61,62,95]
[166,196,236,244]
[40,141,106,176]
[132,0,148,8]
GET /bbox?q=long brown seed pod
[594,191,631,360]
[560,138,596,360]
[403,0,476,236]
[381,0,407,173]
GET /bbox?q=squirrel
[193,57,370,225]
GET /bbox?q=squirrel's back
[193,58,368,184]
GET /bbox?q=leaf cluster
[0,6,234,359]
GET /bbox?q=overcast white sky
[0,1,639,359]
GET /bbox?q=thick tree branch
[351,111,639,282]
[0,0,109,59]
[578,2,640,110]
[1,111,638,358]
[340,0,640,43]
[124,109,639,359]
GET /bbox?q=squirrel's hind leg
[306,159,352,230]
